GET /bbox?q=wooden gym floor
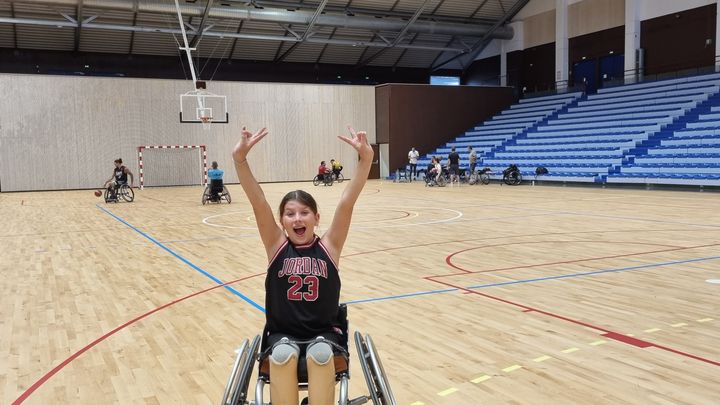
[1,181,719,404]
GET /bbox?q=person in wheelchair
[208,161,224,202]
[232,125,372,405]
[330,159,343,179]
[318,160,332,184]
[102,158,134,202]
[425,157,443,186]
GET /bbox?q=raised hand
[232,126,268,161]
[338,125,373,161]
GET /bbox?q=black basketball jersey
[114,166,127,183]
[265,236,341,339]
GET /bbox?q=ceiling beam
[275,0,329,62]
[431,0,529,71]
[356,0,429,67]
[300,0,328,41]
[189,0,215,48]
[11,2,18,49]
[15,0,513,39]
[0,16,467,53]
[227,20,244,60]
[74,0,83,52]
[245,0,498,25]
[128,0,138,54]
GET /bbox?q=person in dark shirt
[232,125,372,405]
[447,147,460,184]
[103,158,134,201]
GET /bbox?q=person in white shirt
[408,147,420,181]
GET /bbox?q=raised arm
[321,126,373,263]
[232,127,285,260]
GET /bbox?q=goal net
[137,145,207,189]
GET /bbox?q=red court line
[443,242,720,276]
[341,227,700,259]
[427,277,720,367]
[13,273,264,405]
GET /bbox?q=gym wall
[0,74,375,192]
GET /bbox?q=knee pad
[271,338,300,365]
[306,338,333,365]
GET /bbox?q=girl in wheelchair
[232,125,372,405]
[424,157,446,187]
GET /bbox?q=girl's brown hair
[278,190,318,217]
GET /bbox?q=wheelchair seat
[221,304,397,405]
[257,304,350,383]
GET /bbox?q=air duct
[18,0,514,39]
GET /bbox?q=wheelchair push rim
[355,331,397,405]
[120,185,134,202]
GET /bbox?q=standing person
[208,161,224,200]
[407,147,419,181]
[468,146,477,175]
[447,147,460,184]
[232,125,373,405]
[103,158,134,201]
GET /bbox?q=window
[430,76,461,86]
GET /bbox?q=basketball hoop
[200,115,213,130]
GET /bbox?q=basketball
[94,190,102,197]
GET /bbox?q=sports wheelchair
[331,167,344,183]
[221,305,396,405]
[424,167,447,187]
[105,182,134,203]
[502,165,523,186]
[313,173,334,187]
[468,167,492,185]
[203,179,232,204]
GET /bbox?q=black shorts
[267,331,344,355]
[449,164,459,175]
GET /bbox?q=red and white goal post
[137,145,208,190]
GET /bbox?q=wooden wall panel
[524,10,556,48]
[568,0,625,38]
[375,84,514,172]
[0,75,375,191]
[640,3,716,75]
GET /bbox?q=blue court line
[97,204,265,313]
[344,254,720,305]
[466,255,720,289]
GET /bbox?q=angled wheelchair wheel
[202,186,210,205]
[355,331,397,405]
[103,187,113,203]
[313,175,322,186]
[468,172,478,185]
[435,174,447,187]
[222,335,261,405]
[222,186,231,203]
[480,173,490,185]
[119,184,134,202]
[335,173,344,183]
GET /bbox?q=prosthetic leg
[269,339,300,405]
[307,338,336,405]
